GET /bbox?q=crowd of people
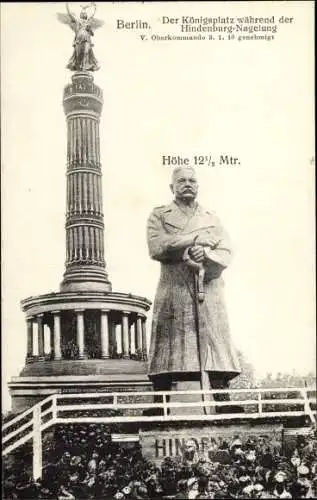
[2,421,317,499]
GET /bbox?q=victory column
[8,3,151,412]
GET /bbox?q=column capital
[137,313,146,320]
[37,313,44,319]
[26,316,34,322]
[51,310,61,315]
[122,310,131,316]
[100,308,110,314]
[74,308,85,313]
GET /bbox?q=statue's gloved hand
[189,244,204,263]
[195,232,220,249]
[183,246,203,270]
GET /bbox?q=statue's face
[170,168,198,202]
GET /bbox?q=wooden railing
[2,387,316,480]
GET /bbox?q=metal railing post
[258,392,263,417]
[162,393,167,418]
[32,405,42,481]
[302,389,315,425]
[51,395,57,422]
[213,390,219,414]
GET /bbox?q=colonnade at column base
[20,290,151,370]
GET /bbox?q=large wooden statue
[147,167,240,399]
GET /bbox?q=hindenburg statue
[147,167,240,399]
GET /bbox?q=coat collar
[162,201,215,230]
[162,201,211,216]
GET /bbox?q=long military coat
[147,201,240,380]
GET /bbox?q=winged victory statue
[57,2,104,72]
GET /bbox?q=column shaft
[136,316,143,356]
[27,318,33,358]
[100,310,110,359]
[141,317,147,361]
[95,120,99,162]
[83,118,88,162]
[88,173,93,211]
[76,310,85,359]
[37,314,44,360]
[49,324,54,355]
[122,312,130,359]
[83,173,87,212]
[53,312,62,360]
[90,118,95,162]
[77,173,81,212]
[61,74,111,292]
[110,320,117,358]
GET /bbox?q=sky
[1,2,315,412]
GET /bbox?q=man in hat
[182,438,200,465]
[87,452,99,474]
[296,464,311,492]
[147,167,240,396]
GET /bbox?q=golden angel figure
[57,3,104,72]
